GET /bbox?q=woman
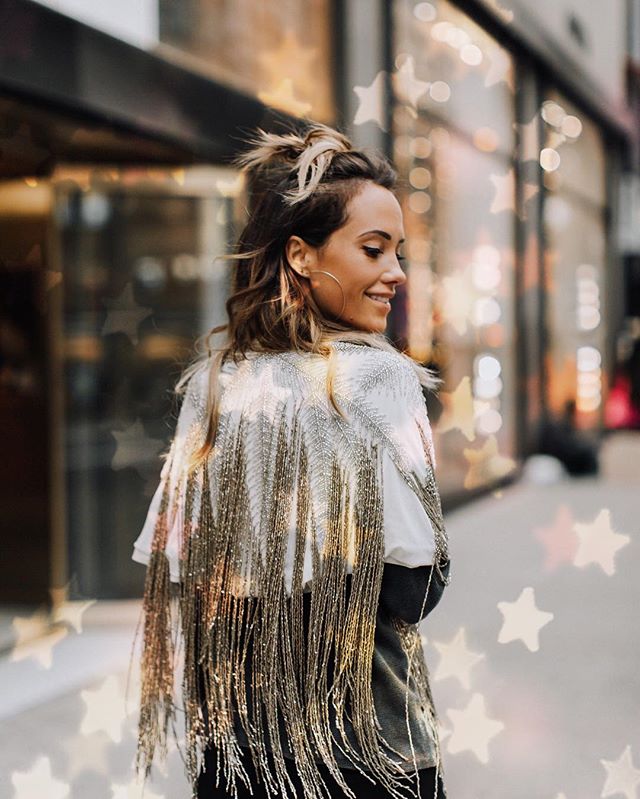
[130,121,451,799]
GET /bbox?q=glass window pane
[541,94,608,430]
[157,0,336,123]
[53,166,240,597]
[392,0,517,496]
[393,0,515,147]
[542,90,606,205]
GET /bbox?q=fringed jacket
[131,340,451,799]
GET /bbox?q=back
[131,341,451,798]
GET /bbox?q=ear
[285,235,316,278]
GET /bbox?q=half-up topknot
[231,121,353,205]
[173,119,440,472]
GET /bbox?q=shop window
[52,165,242,597]
[392,0,517,496]
[541,90,607,430]
[157,0,336,123]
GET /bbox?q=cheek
[322,258,363,299]
[344,260,374,294]
[317,250,377,311]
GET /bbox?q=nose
[385,260,407,287]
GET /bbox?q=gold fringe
[135,468,177,778]
[135,368,449,799]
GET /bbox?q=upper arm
[350,353,439,569]
[379,559,451,625]
[130,365,208,582]
[346,351,449,622]
[381,445,436,567]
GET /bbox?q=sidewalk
[1,432,638,799]
[426,432,639,799]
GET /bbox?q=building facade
[0,0,638,601]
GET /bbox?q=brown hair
[175,120,440,472]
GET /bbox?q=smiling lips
[365,293,393,309]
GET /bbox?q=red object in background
[605,373,640,429]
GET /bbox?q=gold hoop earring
[307,269,347,317]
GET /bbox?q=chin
[370,315,388,331]
[352,319,386,333]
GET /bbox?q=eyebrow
[357,229,405,243]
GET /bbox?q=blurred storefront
[387,0,635,500]
[0,0,332,601]
[0,0,638,601]
[541,91,609,427]
[391,0,518,496]
[54,167,243,599]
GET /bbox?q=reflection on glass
[156,0,335,122]
[542,90,607,429]
[53,165,240,597]
[392,0,516,495]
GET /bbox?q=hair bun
[232,121,353,205]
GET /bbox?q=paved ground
[1,432,639,799]
[426,434,640,799]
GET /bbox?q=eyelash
[363,246,406,262]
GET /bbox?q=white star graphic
[533,504,579,573]
[353,71,388,130]
[438,375,476,442]
[215,173,245,198]
[225,360,293,423]
[463,435,517,491]
[490,169,516,215]
[258,78,312,118]
[111,777,166,799]
[111,418,165,473]
[101,281,152,345]
[484,46,514,91]
[62,731,113,781]
[392,56,430,108]
[438,270,476,337]
[11,755,70,799]
[9,604,50,648]
[256,28,317,87]
[572,508,630,576]
[51,597,97,634]
[80,674,128,743]
[9,609,68,669]
[490,167,538,219]
[433,627,485,690]
[600,744,640,799]
[446,692,505,763]
[497,586,554,652]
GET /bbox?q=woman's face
[285,182,407,333]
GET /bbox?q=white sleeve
[350,352,439,569]
[382,445,436,567]
[131,367,206,583]
[130,444,181,581]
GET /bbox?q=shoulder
[174,358,211,422]
[332,342,436,473]
[333,340,414,376]
[333,342,423,408]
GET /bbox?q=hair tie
[282,123,352,205]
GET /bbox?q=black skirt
[195,741,447,799]
[192,563,450,799]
